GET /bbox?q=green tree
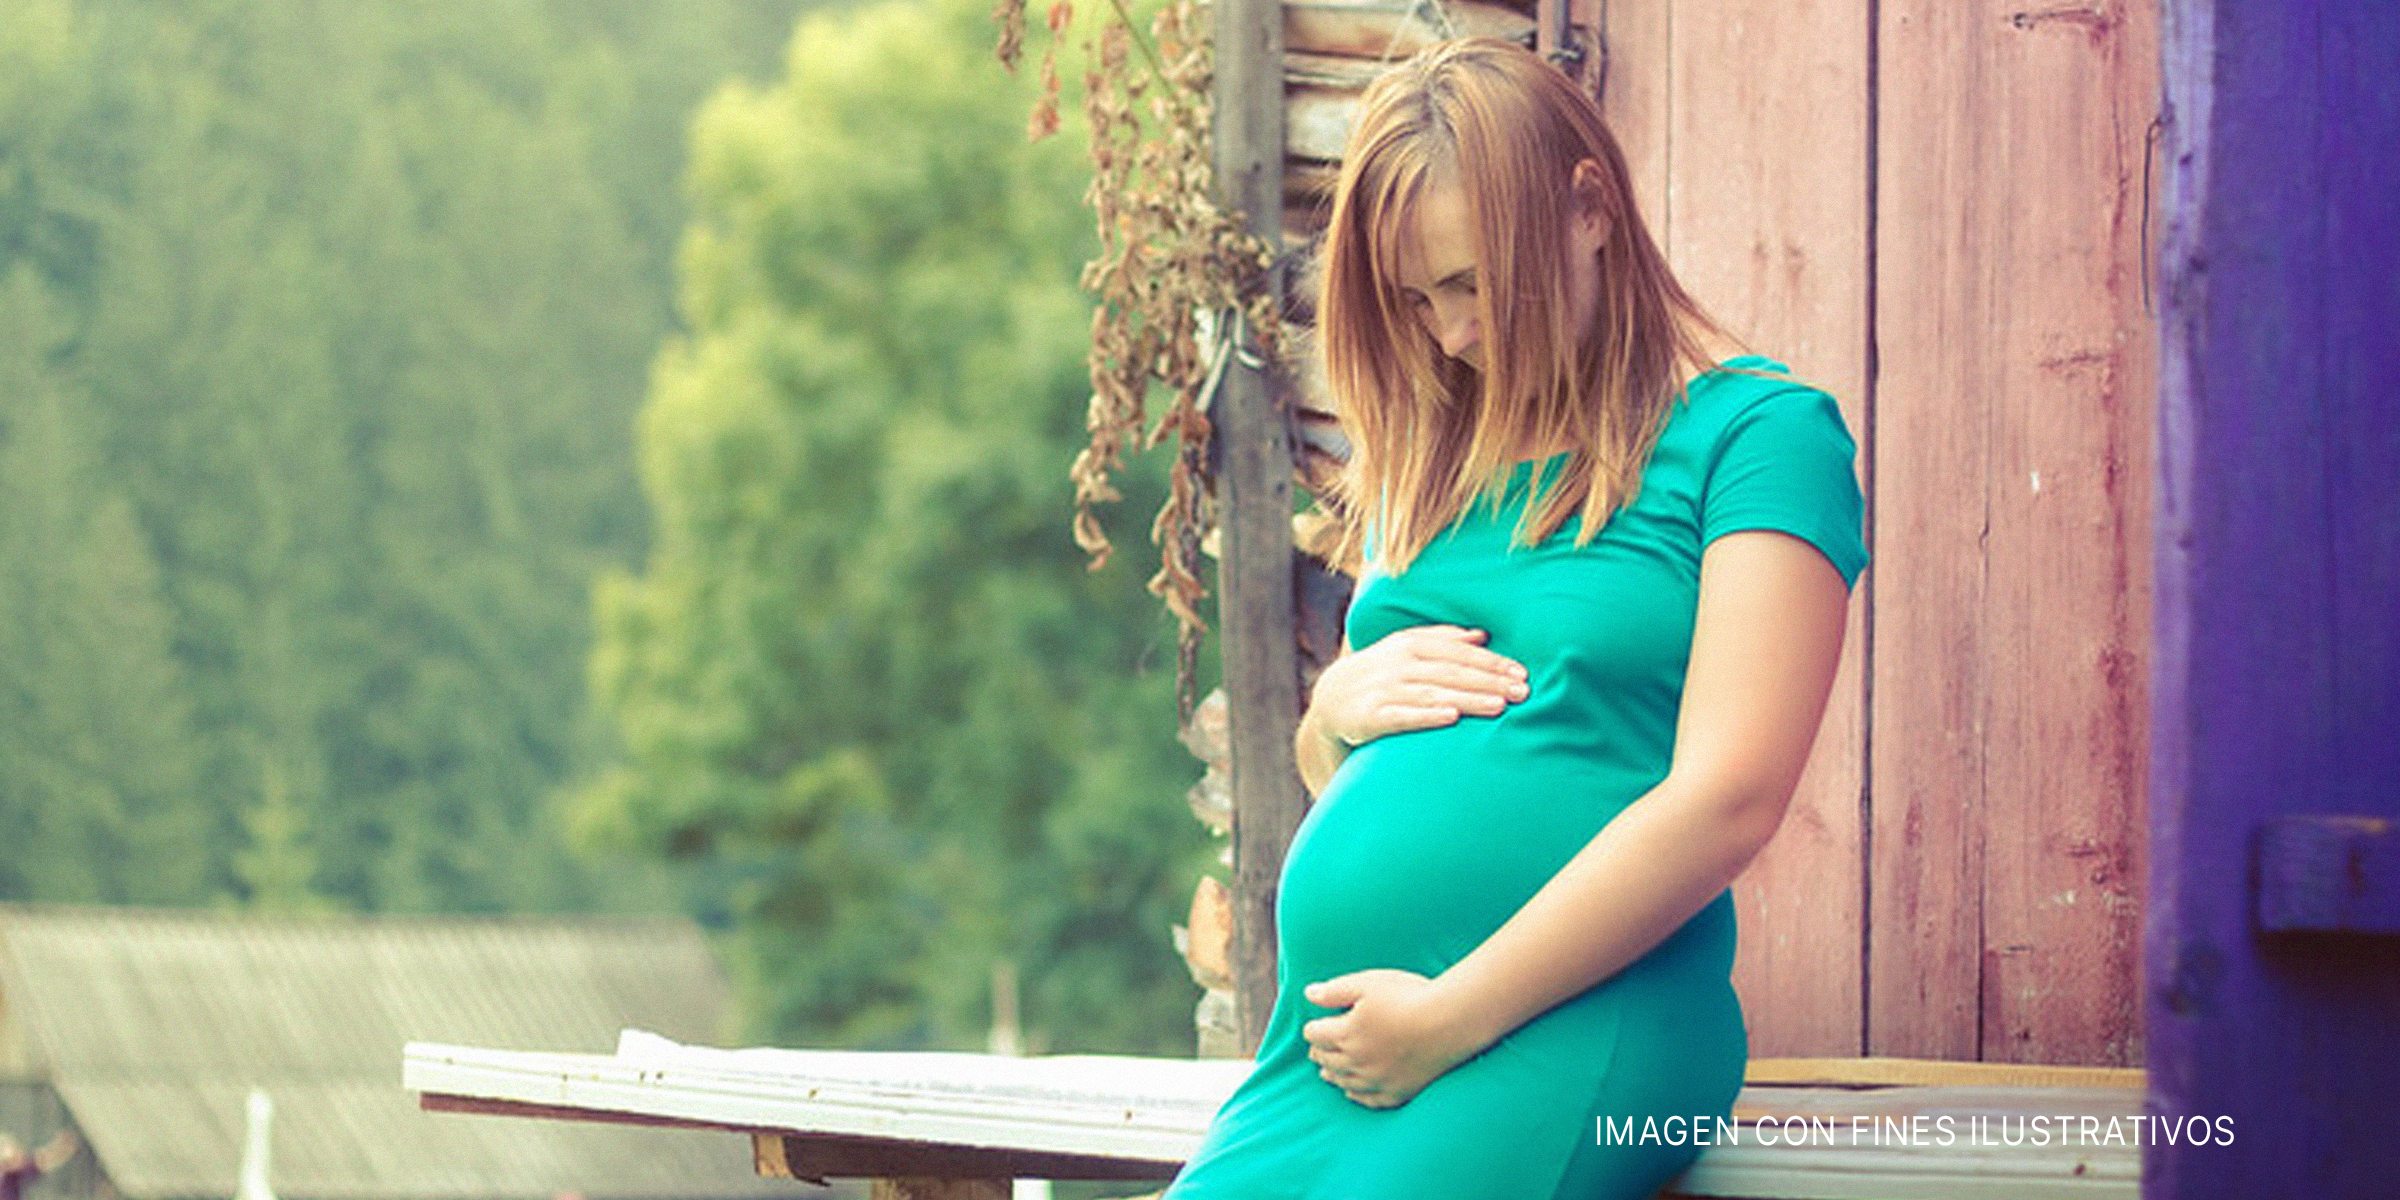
[0,0,802,914]
[574,0,1210,1053]
[0,268,212,903]
[0,1,223,905]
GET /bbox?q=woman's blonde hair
[1320,38,1724,573]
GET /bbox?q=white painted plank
[403,1039,1242,1163]
[405,1034,2139,1197]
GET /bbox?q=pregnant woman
[1162,39,1867,1200]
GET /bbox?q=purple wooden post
[2151,1,2400,1196]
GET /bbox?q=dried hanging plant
[996,0,1281,718]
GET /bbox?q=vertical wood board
[1976,0,2153,1068]
[1990,0,2154,1071]
[1871,0,2155,1066]
[1214,0,1304,1051]
[1868,0,2000,1064]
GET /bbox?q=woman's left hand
[1300,969,1489,1108]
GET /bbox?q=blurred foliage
[0,0,801,911]
[571,0,1213,1055]
[0,0,1206,1056]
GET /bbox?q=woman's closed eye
[1399,276,1475,309]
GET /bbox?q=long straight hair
[1320,39,1724,573]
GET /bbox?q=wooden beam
[1213,0,1305,1051]
[421,1091,764,1134]
[1284,0,1534,60]
[418,1044,2164,1198]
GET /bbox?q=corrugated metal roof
[0,906,818,1200]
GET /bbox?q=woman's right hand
[1307,625,1529,749]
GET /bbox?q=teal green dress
[1163,358,1868,1200]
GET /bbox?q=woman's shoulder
[1679,354,1827,415]
[1675,355,1870,586]
[1668,356,1854,458]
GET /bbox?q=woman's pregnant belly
[1275,713,1663,984]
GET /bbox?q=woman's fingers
[1370,703,1464,732]
[1403,627,1529,682]
[1313,625,1531,745]
[1308,1038,1366,1093]
[1388,629,1526,689]
[1377,663,1525,725]
[1405,660,1529,702]
[1379,687,1499,728]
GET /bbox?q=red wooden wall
[1598,0,2157,1065]
[1254,0,2157,1067]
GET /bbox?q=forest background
[0,0,1212,1056]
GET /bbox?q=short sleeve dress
[1162,357,1868,1200]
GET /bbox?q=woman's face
[1394,174,1486,370]
[1392,162,1610,373]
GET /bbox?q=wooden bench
[404,1033,2143,1199]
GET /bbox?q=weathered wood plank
[1285,84,1357,163]
[419,1042,2164,1197]
[1872,0,2155,1067]
[1283,0,1536,62]
[1745,1056,2142,1089]
[766,1134,1174,1183]
[1729,1082,2144,1125]
[1213,0,1305,1053]
[1873,0,2154,1067]
[1283,49,1386,89]
[1665,0,1873,1059]
[1972,0,2154,1072]
[422,1091,760,1132]
[1867,1,1992,1064]
[1671,1085,2144,1199]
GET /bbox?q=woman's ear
[1571,158,1613,253]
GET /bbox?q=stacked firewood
[1170,689,1241,1057]
[1280,0,1540,238]
[1274,0,1540,534]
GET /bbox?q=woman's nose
[1429,302,1479,361]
